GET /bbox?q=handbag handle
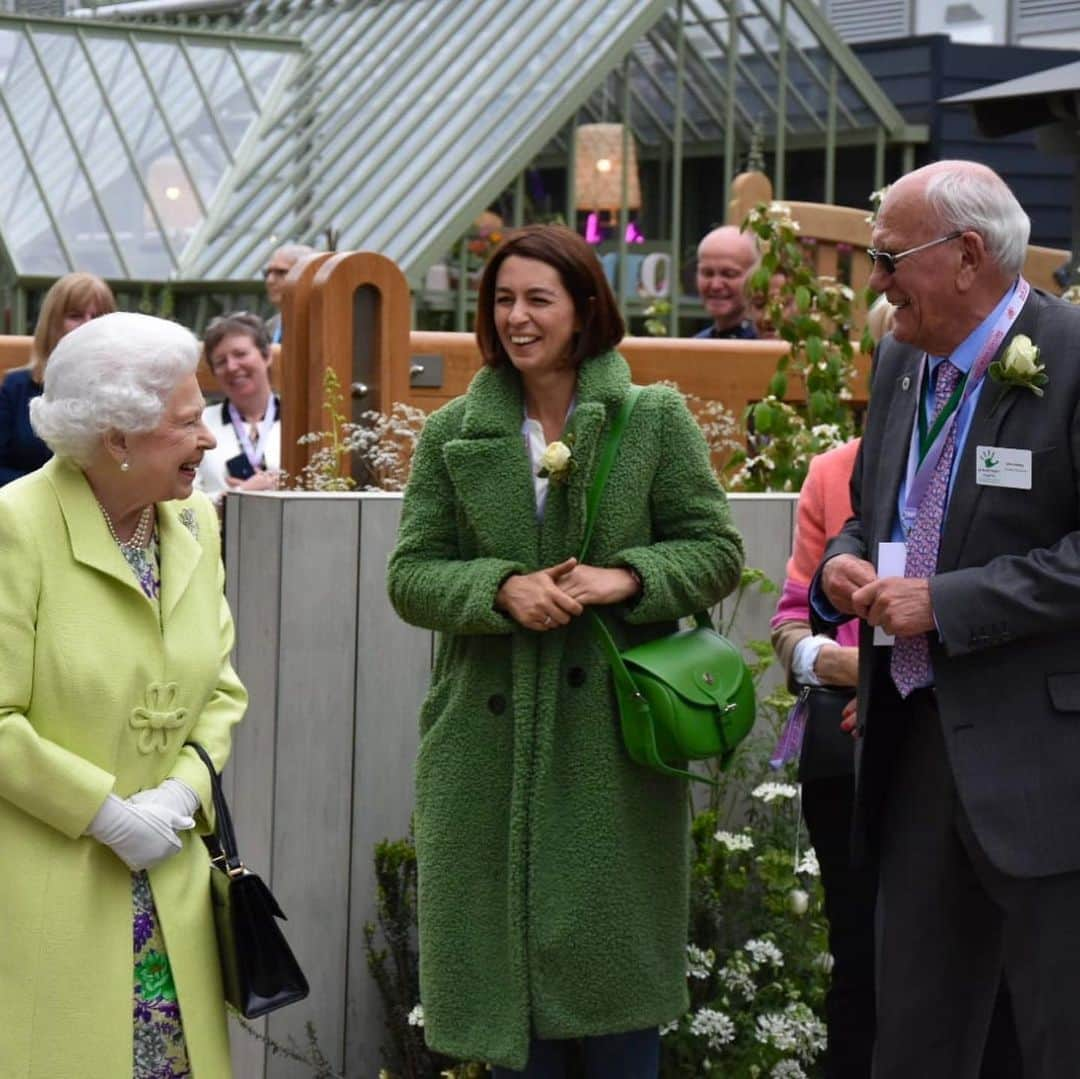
[186,741,245,877]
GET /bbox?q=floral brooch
[537,437,574,484]
[989,334,1048,398]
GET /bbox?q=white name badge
[975,446,1032,490]
[873,541,907,646]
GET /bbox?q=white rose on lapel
[538,439,573,483]
[989,334,1048,398]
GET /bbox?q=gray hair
[272,243,316,265]
[30,312,199,465]
[923,164,1030,278]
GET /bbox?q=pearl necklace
[99,503,154,551]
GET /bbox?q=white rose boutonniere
[537,437,573,484]
[989,334,1048,398]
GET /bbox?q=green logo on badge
[981,451,999,469]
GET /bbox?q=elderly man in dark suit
[815,159,1080,1077]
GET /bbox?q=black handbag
[187,742,310,1019]
[796,685,856,783]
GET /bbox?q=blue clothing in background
[0,369,50,486]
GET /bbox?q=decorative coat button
[567,667,587,688]
[130,682,188,754]
[487,694,507,715]
[901,375,911,391]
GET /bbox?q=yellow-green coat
[0,457,247,1078]
[388,352,744,1069]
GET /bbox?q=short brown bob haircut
[201,311,271,371]
[31,272,117,382]
[475,224,624,368]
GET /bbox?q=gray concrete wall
[223,490,798,1077]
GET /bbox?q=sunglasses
[866,230,964,275]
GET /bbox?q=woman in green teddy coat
[388,224,744,1077]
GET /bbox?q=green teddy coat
[0,457,247,1078]
[387,351,744,1069]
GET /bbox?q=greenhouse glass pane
[139,39,223,206]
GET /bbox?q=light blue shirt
[890,279,1018,543]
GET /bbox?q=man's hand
[553,564,640,607]
[496,558,584,631]
[821,554,878,615]
[852,576,934,637]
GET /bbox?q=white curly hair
[30,312,199,465]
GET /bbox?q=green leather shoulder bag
[581,386,755,786]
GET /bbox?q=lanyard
[228,396,277,470]
[901,277,1029,531]
[917,369,968,463]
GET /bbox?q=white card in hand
[874,541,907,646]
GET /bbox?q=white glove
[85,792,193,871]
[130,778,201,826]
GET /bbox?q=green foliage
[232,1014,347,1078]
[644,298,672,337]
[727,202,870,493]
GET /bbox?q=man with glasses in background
[813,160,1080,1077]
[263,242,315,344]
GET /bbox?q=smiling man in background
[693,225,758,339]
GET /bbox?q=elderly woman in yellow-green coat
[0,312,247,1078]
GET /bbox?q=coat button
[487,694,507,715]
[567,667,587,688]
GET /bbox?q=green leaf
[795,285,811,313]
[753,401,775,434]
[805,335,824,364]
[768,372,788,398]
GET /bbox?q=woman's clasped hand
[495,557,640,631]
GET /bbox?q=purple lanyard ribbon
[900,277,1029,532]
[228,396,277,471]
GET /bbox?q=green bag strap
[579,385,720,787]
[577,384,712,628]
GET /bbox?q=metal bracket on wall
[410,354,444,388]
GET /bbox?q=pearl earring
[120,460,130,473]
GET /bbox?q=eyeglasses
[866,230,964,275]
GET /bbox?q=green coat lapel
[158,500,204,622]
[443,364,540,568]
[560,351,632,559]
[47,458,145,597]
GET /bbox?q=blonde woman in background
[0,272,116,486]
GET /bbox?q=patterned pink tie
[890,360,962,698]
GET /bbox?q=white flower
[755,1003,827,1063]
[772,1062,808,1079]
[718,956,757,999]
[689,1007,737,1051]
[990,334,1048,399]
[814,951,836,974]
[745,938,784,968]
[659,1018,681,1037]
[714,829,754,852]
[686,943,715,980]
[752,781,799,804]
[796,848,820,877]
[789,888,810,915]
[538,440,572,480]
[407,1003,424,1027]
[1002,334,1040,377]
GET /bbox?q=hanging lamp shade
[574,123,641,216]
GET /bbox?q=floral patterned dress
[121,529,193,1079]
